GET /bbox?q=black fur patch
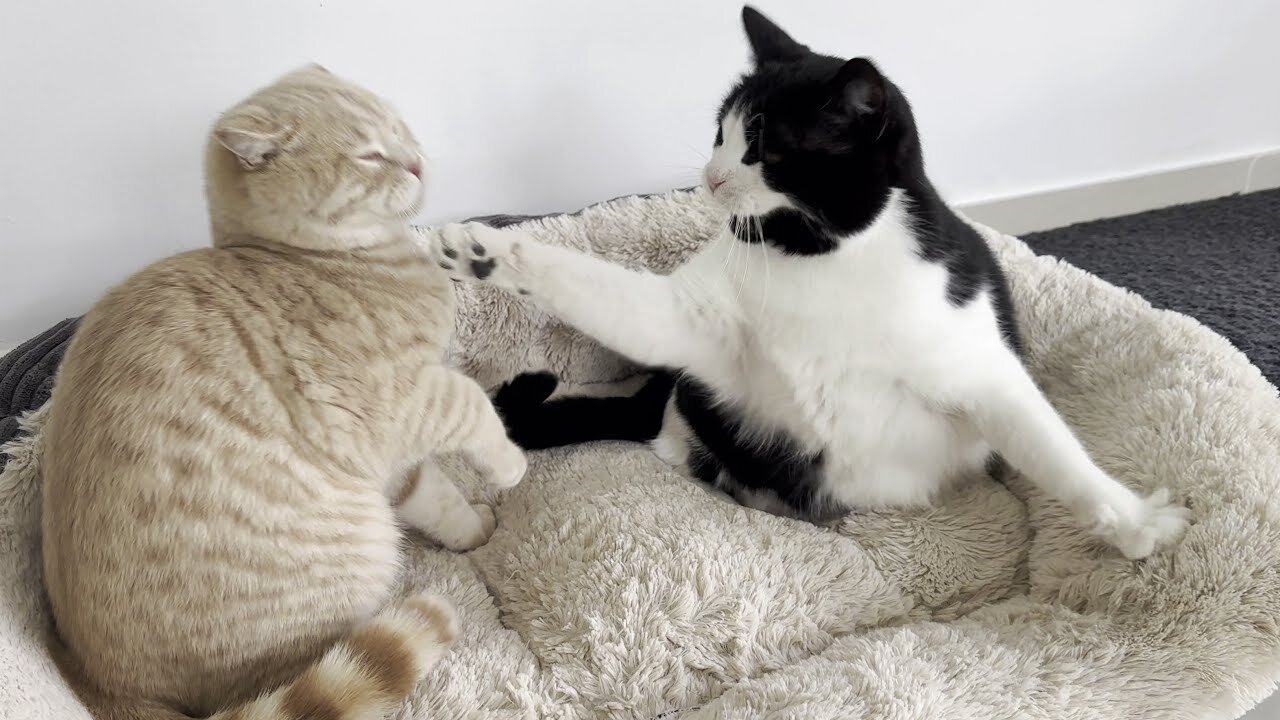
[904,185,1024,354]
[686,441,723,487]
[494,372,675,450]
[732,212,836,256]
[674,378,844,522]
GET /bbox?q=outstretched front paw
[422,222,525,292]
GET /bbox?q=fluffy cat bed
[3,189,1280,719]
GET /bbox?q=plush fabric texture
[3,189,1279,719]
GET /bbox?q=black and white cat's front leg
[421,222,736,378]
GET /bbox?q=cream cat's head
[205,64,425,250]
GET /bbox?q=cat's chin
[403,182,427,217]
[392,204,424,223]
[709,196,751,220]
[283,217,413,251]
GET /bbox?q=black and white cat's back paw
[1086,486,1191,560]
[421,221,528,292]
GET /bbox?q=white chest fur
[668,198,998,509]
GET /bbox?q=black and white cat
[424,7,1189,559]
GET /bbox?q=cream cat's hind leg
[396,458,496,551]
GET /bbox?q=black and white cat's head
[704,7,925,251]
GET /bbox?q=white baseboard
[958,148,1280,235]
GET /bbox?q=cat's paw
[650,432,689,468]
[439,503,497,552]
[1087,487,1191,560]
[484,440,528,490]
[423,222,525,292]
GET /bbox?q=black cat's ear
[833,57,887,116]
[742,6,809,64]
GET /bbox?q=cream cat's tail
[59,593,458,720]
[209,592,458,720]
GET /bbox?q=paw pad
[470,258,497,280]
[424,221,523,291]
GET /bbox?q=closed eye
[358,151,388,162]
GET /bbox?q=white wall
[1,0,1278,343]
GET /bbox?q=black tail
[493,371,675,450]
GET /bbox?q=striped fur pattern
[41,65,526,719]
[209,594,458,720]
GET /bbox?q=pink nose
[406,162,422,179]
[707,176,726,193]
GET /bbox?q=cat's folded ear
[214,110,286,170]
[742,6,810,64]
[832,58,887,117]
[284,63,331,81]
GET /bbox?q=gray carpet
[0,318,78,462]
[1024,189,1280,384]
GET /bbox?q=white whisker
[756,214,771,320]
[699,216,734,296]
[718,217,739,279]
[681,143,710,162]
[731,208,752,305]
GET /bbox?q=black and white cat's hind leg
[493,371,676,451]
[930,344,1192,560]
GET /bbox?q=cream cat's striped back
[42,65,526,720]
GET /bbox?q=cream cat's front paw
[434,503,496,552]
[481,440,528,489]
[424,222,528,293]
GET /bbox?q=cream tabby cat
[41,65,526,720]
